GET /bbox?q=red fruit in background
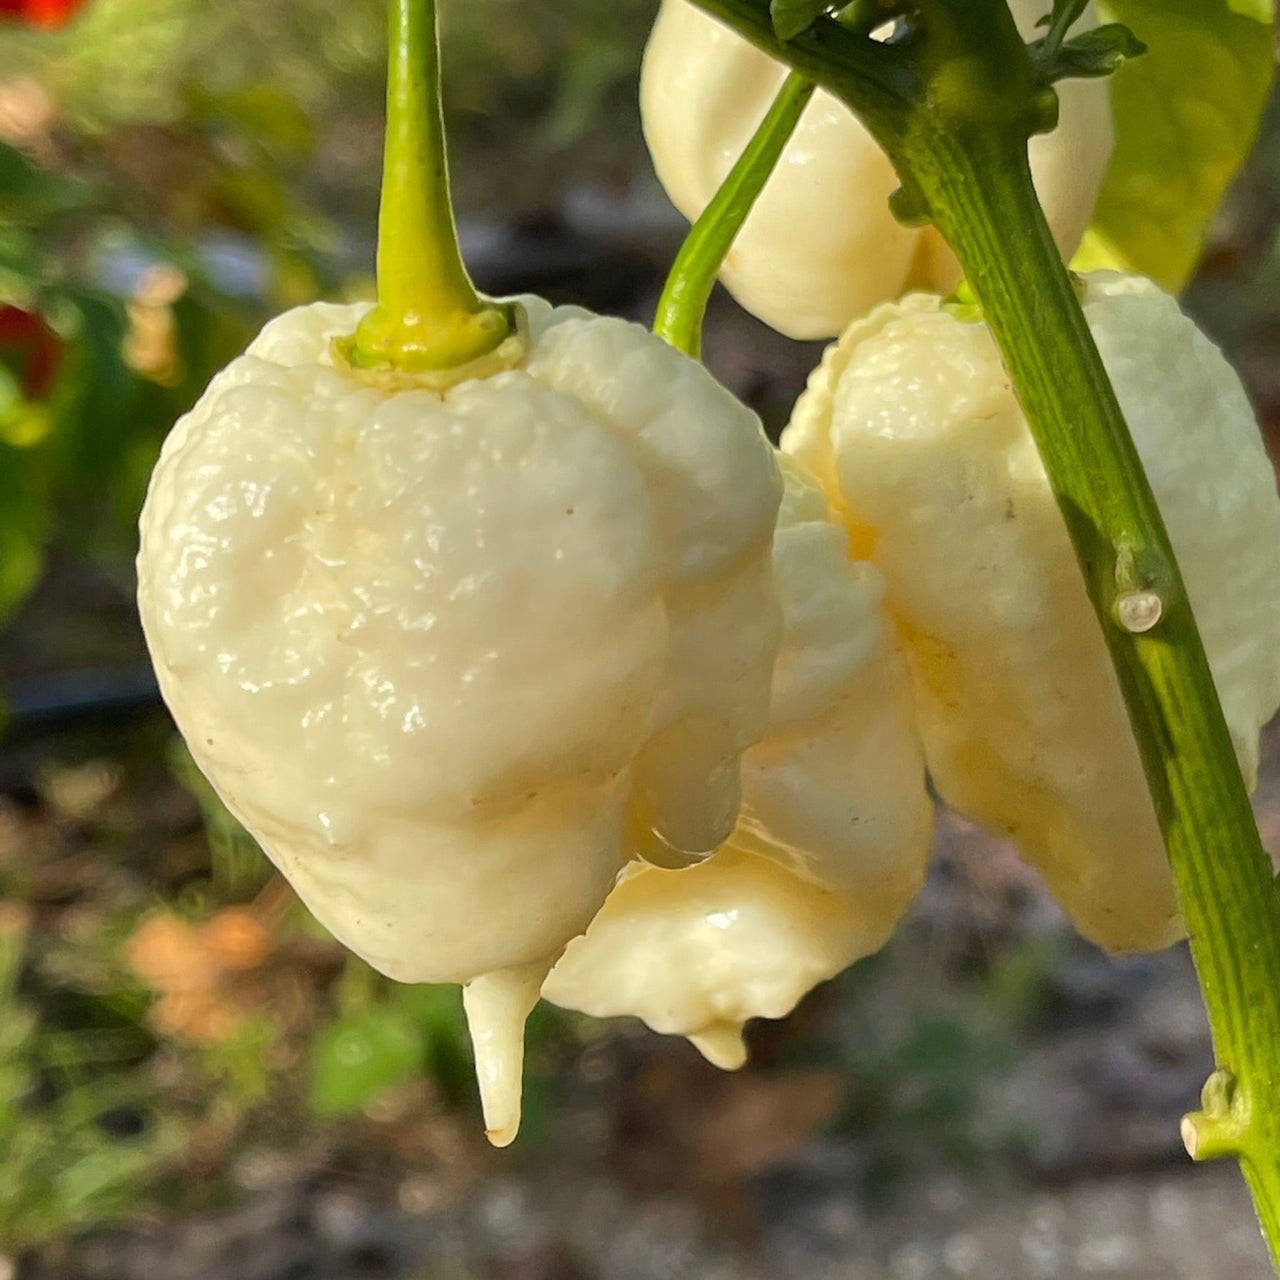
[0,306,62,399]
[0,0,86,27]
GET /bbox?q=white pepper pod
[543,458,932,1065]
[783,271,1280,953]
[137,295,782,1143]
[640,0,1113,340]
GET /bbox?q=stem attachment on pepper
[653,71,814,358]
[334,0,521,384]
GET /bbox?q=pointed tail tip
[688,1020,748,1071]
[485,1121,519,1149]
[463,958,554,1150]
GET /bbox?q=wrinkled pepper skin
[138,295,783,1142]
[784,271,1280,953]
[544,457,933,1065]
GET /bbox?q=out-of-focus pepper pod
[641,0,1113,340]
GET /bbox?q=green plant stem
[335,0,516,376]
[921,127,1280,1258]
[653,71,814,357]
[685,0,1280,1262]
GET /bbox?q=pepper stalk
[653,70,814,357]
[674,0,1280,1264]
[334,0,521,380]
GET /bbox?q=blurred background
[0,1,1278,1278]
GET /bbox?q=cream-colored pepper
[544,459,933,1065]
[783,271,1280,953]
[641,0,1113,340]
[137,295,782,1144]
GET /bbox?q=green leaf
[1036,24,1147,79]
[0,439,47,624]
[1083,0,1276,289]
[1225,0,1273,19]
[391,983,474,1102]
[187,84,316,159]
[307,1006,423,1118]
[0,142,94,227]
[770,0,834,41]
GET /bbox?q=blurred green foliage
[0,906,181,1252]
[308,965,475,1119]
[820,933,1064,1194]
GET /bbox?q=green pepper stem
[653,71,814,358]
[685,0,1280,1265]
[335,0,517,377]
